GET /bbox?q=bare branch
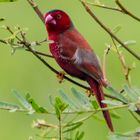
[111,37,132,87]
[80,0,140,60]
[116,0,140,22]
[27,0,45,24]
[86,1,122,12]
[26,49,53,58]
[87,0,140,22]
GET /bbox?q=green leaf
[64,138,73,140]
[63,122,83,133]
[54,103,61,119]
[117,40,136,48]
[102,100,123,106]
[12,90,34,113]
[26,93,48,113]
[110,110,121,119]
[133,88,140,97]
[123,85,138,101]
[55,97,68,112]
[0,0,17,2]
[48,95,54,106]
[109,127,140,140]
[108,133,137,140]
[0,101,21,112]
[92,115,104,122]
[38,107,48,113]
[112,25,122,34]
[75,131,84,140]
[54,97,68,119]
[106,86,128,103]
[71,87,91,109]
[128,103,137,112]
[91,100,99,109]
[59,89,80,110]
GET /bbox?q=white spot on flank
[72,49,82,64]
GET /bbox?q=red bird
[45,9,114,131]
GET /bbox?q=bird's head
[45,10,73,34]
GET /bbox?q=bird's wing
[72,47,103,82]
[58,28,103,82]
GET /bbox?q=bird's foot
[57,71,65,83]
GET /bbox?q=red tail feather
[87,78,114,132]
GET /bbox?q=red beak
[45,14,56,25]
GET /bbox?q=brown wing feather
[58,28,103,82]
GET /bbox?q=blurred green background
[0,0,140,139]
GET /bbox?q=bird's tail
[87,78,114,132]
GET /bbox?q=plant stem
[129,110,140,124]
[27,0,45,24]
[111,37,132,87]
[87,0,140,22]
[116,0,140,22]
[86,1,122,12]
[58,115,62,140]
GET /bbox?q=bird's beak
[45,14,56,25]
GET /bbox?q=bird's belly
[49,43,86,80]
[56,58,86,80]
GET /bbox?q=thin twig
[80,0,140,60]
[87,0,140,22]
[58,115,62,140]
[64,105,135,129]
[0,107,27,112]
[116,0,140,22]
[64,113,94,127]
[62,102,139,114]
[27,0,45,24]
[102,48,110,81]
[129,110,140,124]
[0,39,7,44]
[111,37,132,87]
[2,101,140,115]
[6,26,21,41]
[86,1,122,12]
[26,49,53,58]
[0,38,53,58]
[33,121,58,129]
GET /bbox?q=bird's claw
[57,71,65,83]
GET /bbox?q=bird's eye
[56,14,61,19]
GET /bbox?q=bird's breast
[49,42,86,80]
[49,42,61,58]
